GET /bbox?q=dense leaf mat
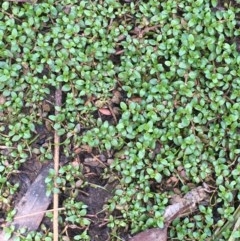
[0,0,240,240]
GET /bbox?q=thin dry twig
[53,88,62,241]
[7,0,31,2]
[0,145,16,149]
[13,207,65,220]
[107,102,118,124]
[0,163,53,241]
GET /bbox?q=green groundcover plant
[0,0,240,240]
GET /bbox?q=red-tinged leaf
[99,108,112,115]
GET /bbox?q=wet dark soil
[76,168,115,241]
[2,120,120,241]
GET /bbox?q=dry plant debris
[0,164,53,241]
[129,186,209,241]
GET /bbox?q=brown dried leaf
[129,186,209,241]
[111,90,122,104]
[129,228,167,241]
[166,175,178,185]
[63,5,71,14]
[0,95,6,105]
[75,179,84,188]
[42,103,51,112]
[99,108,112,115]
[112,107,120,115]
[81,145,92,153]
[73,147,82,154]
[84,157,104,167]
[45,119,52,132]
[129,97,142,103]
[71,158,80,168]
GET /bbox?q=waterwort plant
[0,0,240,240]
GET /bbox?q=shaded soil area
[0,121,122,240]
[75,169,116,241]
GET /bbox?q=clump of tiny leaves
[0,0,240,240]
